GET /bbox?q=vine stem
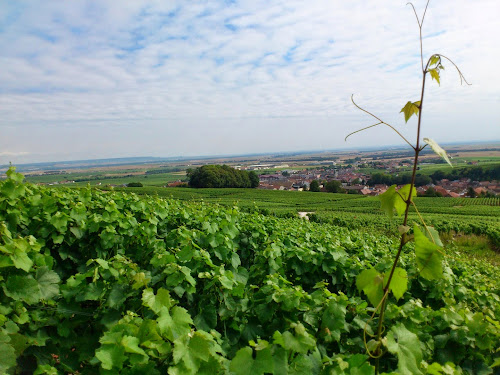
[374,54,431,375]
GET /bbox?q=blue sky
[0,0,499,164]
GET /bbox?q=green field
[23,170,186,187]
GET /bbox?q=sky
[0,0,499,164]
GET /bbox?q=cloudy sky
[0,0,499,164]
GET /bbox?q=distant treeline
[368,165,499,186]
[368,173,431,187]
[145,167,184,174]
[187,165,259,188]
[429,165,499,182]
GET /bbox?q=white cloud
[0,0,499,163]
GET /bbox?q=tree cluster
[324,180,344,193]
[126,182,143,187]
[187,165,259,188]
[368,173,431,187]
[430,165,499,183]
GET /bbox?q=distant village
[245,161,500,197]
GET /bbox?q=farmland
[111,186,500,249]
[1,169,499,373]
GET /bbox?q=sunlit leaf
[400,101,420,123]
[384,267,407,301]
[423,226,443,247]
[395,184,416,216]
[356,268,384,307]
[423,138,452,167]
[379,184,414,218]
[429,68,440,85]
[429,54,440,67]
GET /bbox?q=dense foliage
[1,168,499,374]
[430,165,500,183]
[368,173,432,187]
[110,186,500,247]
[187,165,259,188]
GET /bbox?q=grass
[441,233,500,266]
[24,171,185,187]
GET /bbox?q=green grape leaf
[229,346,274,375]
[35,267,60,300]
[0,333,17,374]
[356,268,384,307]
[121,335,147,357]
[423,138,452,167]
[345,354,375,375]
[11,248,33,273]
[49,212,70,233]
[429,68,440,85]
[273,323,316,354]
[288,353,316,375]
[378,184,414,218]
[157,306,193,341]
[491,357,500,368]
[187,332,213,362]
[6,167,25,183]
[423,226,443,247]
[384,267,407,301]
[172,331,222,374]
[379,185,397,219]
[321,299,347,342]
[107,284,128,309]
[400,101,420,123]
[142,288,172,314]
[414,225,443,280]
[386,323,424,375]
[395,184,416,216]
[95,344,127,370]
[4,274,41,304]
[1,180,26,201]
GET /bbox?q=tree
[187,165,259,188]
[423,187,442,197]
[325,180,344,193]
[127,182,143,187]
[309,180,320,192]
[467,187,476,198]
[249,171,259,188]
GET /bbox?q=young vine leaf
[357,267,407,307]
[429,68,440,85]
[379,184,416,219]
[386,323,424,375]
[384,267,407,301]
[400,101,421,123]
[356,268,384,307]
[429,54,440,67]
[423,138,452,167]
[414,225,443,280]
[230,345,274,375]
[423,226,443,247]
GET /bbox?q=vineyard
[1,168,499,374]
[112,187,500,248]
